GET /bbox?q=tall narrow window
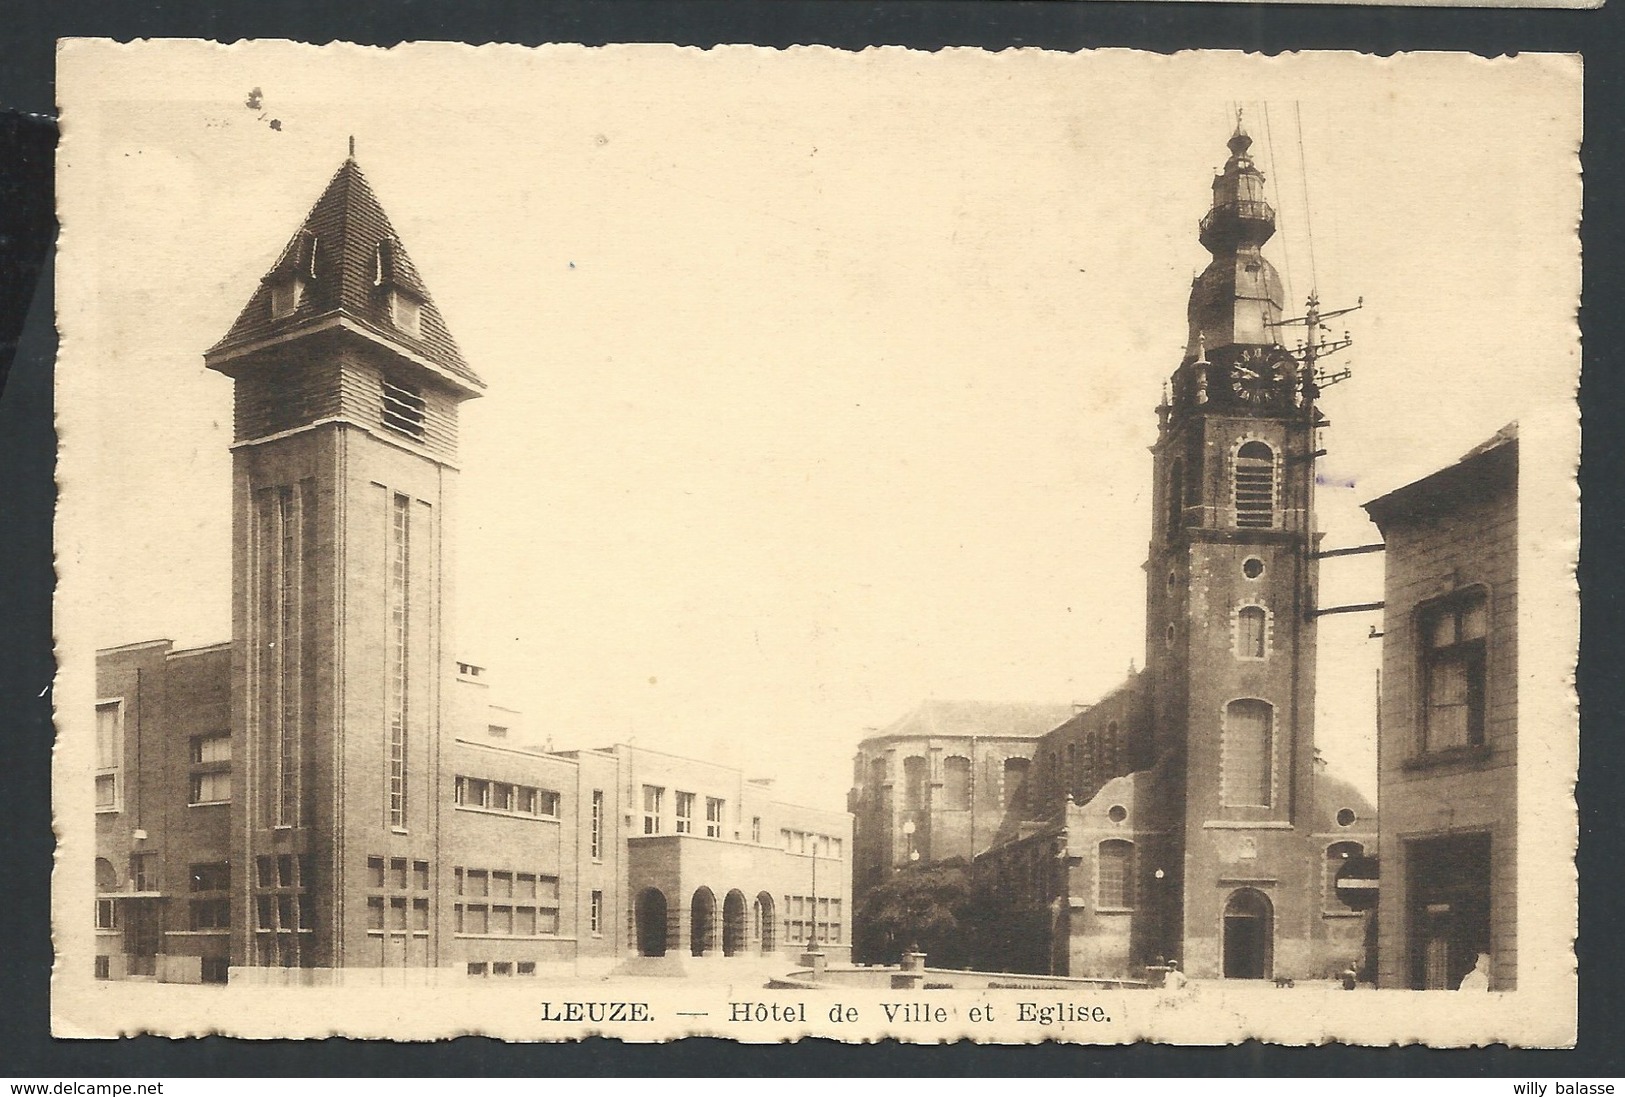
[705,797,725,838]
[276,487,301,826]
[942,756,971,810]
[590,790,604,859]
[1098,839,1134,909]
[1002,757,1030,812]
[903,756,927,810]
[1166,457,1184,541]
[590,890,604,935]
[675,791,695,834]
[1222,699,1274,807]
[1234,441,1276,529]
[1236,605,1268,660]
[94,701,122,812]
[1420,592,1489,752]
[387,493,410,829]
[642,785,664,834]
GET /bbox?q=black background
[1,0,1620,1077]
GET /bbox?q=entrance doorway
[755,892,777,954]
[634,888,668,957]
[690,887,717,957]
[722,890,747,957]
[1407,832,1492,990]
[1222,888,1274,980]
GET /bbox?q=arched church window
[903,756,927,810]
[943,756,971,810]
[1002,757,1030,812]
[1236,605,1268,659]
[1098,839,1134,909]
[1234,441,1275,529]
[1222,699,1273,807]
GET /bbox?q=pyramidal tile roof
[207,157,483,390]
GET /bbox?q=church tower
[205,154,484,973]
[1143,124,1323,979]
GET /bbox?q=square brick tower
[1142,124,1325,979]
[204,154,484,972]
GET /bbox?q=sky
[57,44,1580,813]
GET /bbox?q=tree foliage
[853,857,976,968]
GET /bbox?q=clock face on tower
[1228,346,1296,408]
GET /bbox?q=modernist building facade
[92,156,850,985]
[851,125,1377,982]
[1364,426,1518,991]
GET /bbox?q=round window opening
[1108,804,1128,824]
[1243,557,1265,580]
[1336,808,1356,828]
[1164,623,1176,649]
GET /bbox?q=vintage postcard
[52,41,1580,1046]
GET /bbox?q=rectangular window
[467,870,488,898]
[277,855,295,888]
[189,898,230,931]
[1421,593,1489,752]
[832,838,843,860]
[751,816,762,844]
[491,961,512,977]
[643,785,664,834]
[454,776,467,805]
[189,863,229,892]
[675,791,695,834]
[515,906,537,936]
[130,853,156,892]
[386,492,410,829]
[95,701,122,811]
[517,961,536,976]
[381,376,427,438]
[95,899,117,930]
[390,858,408,890]
[367,856,385,889]
[590,890,603,935]
[1237,606,1268,660]
[590,790,605,859]
[467,962,487,978]
[366,897,385,931]
[491,904,514,935]
[389,897,408,931]
[465,778,490,809]
[517,786,537,814]
[491,871,513,899]
[189,771,232,805]
[190,733,231,764]
[706,797,725,838]
[537,908,560,935]
[465,904,489,934]
[256,895,275,930]
[412,898,430,931]
[538,876,561,903]
[494,783,515,812]
[536,789,560,818]
[257,856,275,889]
[515,872,536,900]
[413,861,430,890]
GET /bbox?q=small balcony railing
[1200,199,1276,237]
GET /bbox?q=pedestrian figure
[1457,952,1491,991]
[1164,958,1189,992]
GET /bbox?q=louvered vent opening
[381,377,427,439]
[1234,442,1275,528]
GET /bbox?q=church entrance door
[1222,888,1273,979]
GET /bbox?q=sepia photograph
[52,41,1580,1045]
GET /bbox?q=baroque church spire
[1184,120,1286,361]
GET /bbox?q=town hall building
[92,155,851,985]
